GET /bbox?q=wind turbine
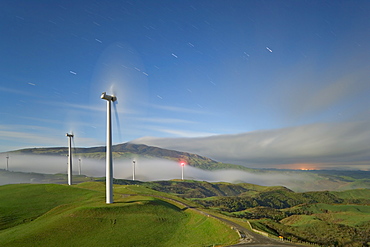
[101,92,117,204]
[78,158,82,175]
[66,133,74,185]
[180,161,186,181]
[6,154,9,171]
[132,159,136,181]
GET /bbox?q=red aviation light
[180,161,186,166]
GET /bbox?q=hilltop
[0,182,238,247]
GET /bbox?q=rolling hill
[0,182,238,247]
[128,179,370,246]
[2,178,370,246]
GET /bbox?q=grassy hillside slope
[0,183,238,247]
[106,179,370,246]
[178,184,370,246]
[2,175,370,246]
[0,184,99,230]
[116,179,369,246]
[0,170,95,186]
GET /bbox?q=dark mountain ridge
[5,142,242,170]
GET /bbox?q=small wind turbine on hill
[6,154,9,171]
[78,158,82,175]
[180,161,186,181]
[101,92,117,204]
[66,133,74,185]
[132,159,136,181]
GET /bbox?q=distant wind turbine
[132,160,136,181]
[6,154,9,171]
[78,158,82,176]
[180,161,186,181]
[101,92,117,204]
[66,133,74,185]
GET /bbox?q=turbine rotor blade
[113,101,122,143]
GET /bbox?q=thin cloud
[17,116,65,125]
[0,86,34,96]
[277,53,370,124]
[291,70,369,119]
[39,101,131,115]
[0,129,62,148]
[134,117,197,124]
[154,128,216,138]
[150,104,208,115]
[0,124,102,151]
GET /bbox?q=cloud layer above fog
[132,122,370,170]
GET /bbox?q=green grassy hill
[109,178,370,246]
[0,183,238,247]
[174,183,370,246]
[133,180,266,198]
[2,174,370,246]
[0,169,95,185]
[124,178,370,246]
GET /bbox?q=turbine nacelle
[66,133,74,137]
[101,92,117,102]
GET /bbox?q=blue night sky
[1,0,370,169]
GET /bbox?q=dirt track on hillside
[121,193,301,246]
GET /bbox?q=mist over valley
[1,143,369,192]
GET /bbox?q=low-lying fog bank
[1,154,364,192]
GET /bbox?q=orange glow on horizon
[276,163,321,170]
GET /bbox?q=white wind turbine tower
[66,133,74,185]
[6,154,9,171]
[132,159,136,181]
[101,92,117,204]
[181,162,185,181]
[78,158,82,175]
